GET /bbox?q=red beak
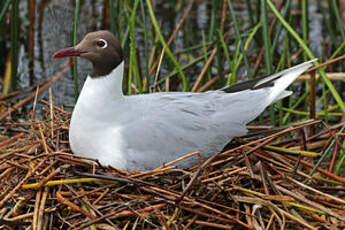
[52,47,83,58]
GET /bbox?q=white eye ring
[96,39,108,48]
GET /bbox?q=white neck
[80,61,124,101]
[72,61,124,122]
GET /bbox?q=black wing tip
[221,59,317,94]
[221,75,274,93]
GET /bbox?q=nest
[1,95,345,230]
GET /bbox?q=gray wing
[120,90,269,170]
[118,60,314,170]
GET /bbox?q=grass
[10,0,19,91]
[72,0,81,102]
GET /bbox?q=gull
[53,30,315,171]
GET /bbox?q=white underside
[69,62,127,168]
[69,60,314,171]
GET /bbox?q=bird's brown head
[52,30,123,78]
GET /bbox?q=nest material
[1,98,345,230]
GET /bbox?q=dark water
[14,0,325,106]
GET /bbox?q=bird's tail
[257,59,317,105]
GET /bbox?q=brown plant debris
[0,96,345,230]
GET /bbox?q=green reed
[127,0,141,95]
[109,0,116,34]
[72,0,81,102]
[146,0,188,91]
[10,0,19,91]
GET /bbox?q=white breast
[69,62,128,169]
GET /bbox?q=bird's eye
[96,39,107,48]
